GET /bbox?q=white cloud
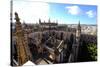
[86,10,96,18]
[65,6,81,15]
[13,1,50,23]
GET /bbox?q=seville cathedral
[11,12,97,66]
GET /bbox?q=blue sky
[13,1,97,24]
[48,3,97,24]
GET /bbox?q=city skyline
[13,0,97,24]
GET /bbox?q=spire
[48,18,50,23]
[14,12,32,65]
[23,20,25,23]
[15,12,20,22]
[78,21,80,26]
[78,20,81,30]
[39,18,41,24]
[44,20,45,23]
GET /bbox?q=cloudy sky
[13,0,97,24]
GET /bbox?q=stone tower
[74,21,81,61]
[68,21,81,62]
[15,12,32,66]
[76,21,81,41]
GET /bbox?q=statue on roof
[15,12,20,22]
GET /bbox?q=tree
[87,43,97,61]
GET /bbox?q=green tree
[87,43,97,61]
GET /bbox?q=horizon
[12,21,97,26]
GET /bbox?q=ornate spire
[78,20,81,30]
[14,12,32,66]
